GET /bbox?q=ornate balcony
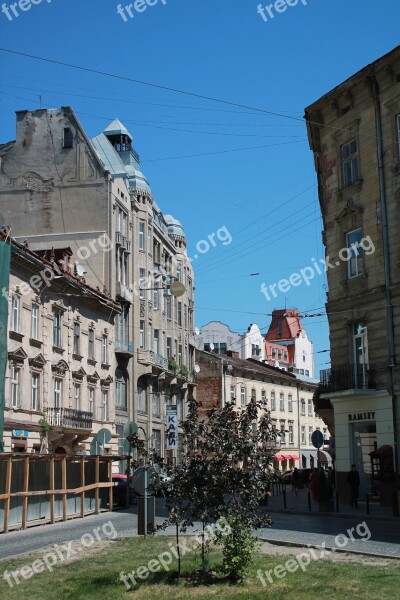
[137,349,168,371]
[320,364,375,393]
[44,407,93,430]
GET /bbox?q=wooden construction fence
[0,454,121,533]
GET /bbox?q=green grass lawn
[0,536,399,600]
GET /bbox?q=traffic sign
[170,281,186,297]
[311,430,324,449]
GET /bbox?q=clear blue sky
[0,0,399,374]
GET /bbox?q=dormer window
[63,127,73,149]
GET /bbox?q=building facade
[1,232,121,455]
[196,350,329,471]
[305,45,400,505]
[265,309,314,378]
[0,108,196,462]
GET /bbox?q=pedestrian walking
[347,464,360,508]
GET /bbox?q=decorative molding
[28,353,46,368]
[51,359,69,376]
[8,347,28,363]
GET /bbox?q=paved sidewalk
[0,500,399,562]
[264,485,396,521]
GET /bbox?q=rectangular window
[178,302,182,326]
[271,348,276,359]
[166,296,172,320]
[73,384,81,411]
[176,263,182,282]
[240,387,246,406]
[271,391,276,411]
[346,228,364,278]
[154,329,160,354]
[309,427,313,445]
[31,303,39,339]
[139,268,145,299]
[288,394,293,412]
[11,295,20,332]
[101,390,108,421]
[152,429,161,455]
[230,385,236,400]
[152,393,161,417]
[88,387,95,415]
[166,337,172,359]
[11,366,20,408]
[88,329,95,360]
[63,127,73,148]
[73,322,80,355]
[54,378,62,408]
[342,139,358,187]
[301,426,306,445]
[102,334,108,364]
[173,297,178,323]
[139,222,145,251]
[280,425,286,446]
[148,271,152,301]
[353,322,368,388]
[300,399,306,416]
[137,387,146,413]
[261,390,266,402]
[308,399,313,416]
[280,393,284,411]
[115,379,126,410]
[139,321,144,350]
[289,425,294,444]
[53,312,62,347]
[154,282,159,309]
[31,373,39,411]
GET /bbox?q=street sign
[166,405,178,450]
[311,430,324,449]
[170,281,186,297]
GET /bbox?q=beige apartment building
[2,232,121,455]
[305,45,400,505]
[0,108,195,462]
[196,350,329,471]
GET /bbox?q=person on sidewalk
[309,468,319,503]
[292,468,300,496]
[347,464,360,508]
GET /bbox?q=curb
[264,506,398,523]
[258,536,400,560]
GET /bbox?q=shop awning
[318,450,332,462]
[275,454,299,461]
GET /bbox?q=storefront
[330,390,395,506]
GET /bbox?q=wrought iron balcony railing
[45,407,93,430]
[320,364,375,393]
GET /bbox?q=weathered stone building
[305,45,400,505]
[0,108,195,462]
[1,231,121,454]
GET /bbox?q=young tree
[157,396,278,579]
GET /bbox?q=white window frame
[54,378,62,409]
[73,322,80,355]
[346,228,364,279]
[289,425,294,444]
[11,294,20,332]
[279,393,284,411]
[53,311,62,347]
[31,303,39,340]
[288,394,293,412]
[102,334,108,364]
[240,387,246,406]
[139,222,145,251]
[300,399,306,416]
[301,426,306,445]
[73,384,81,411]
[11,365,20,408]
[88,387,95,415]
[88,328,95,360]
[308,399,313,416]
[271,391,276,411]
[31,372,39,411]
[101,390,109,421]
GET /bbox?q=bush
[218,514,259,582]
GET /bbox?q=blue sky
[0,0,399,374]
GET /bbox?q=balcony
[44,407,93,430]
[137,349,168,371]
[125,240,131,254]
[115,231,123,247]
[115,282,133,303]
[320,364,375,393]
[115,339,134,357]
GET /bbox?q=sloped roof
[104,118,133,140]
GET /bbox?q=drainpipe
[370,73,398,473]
